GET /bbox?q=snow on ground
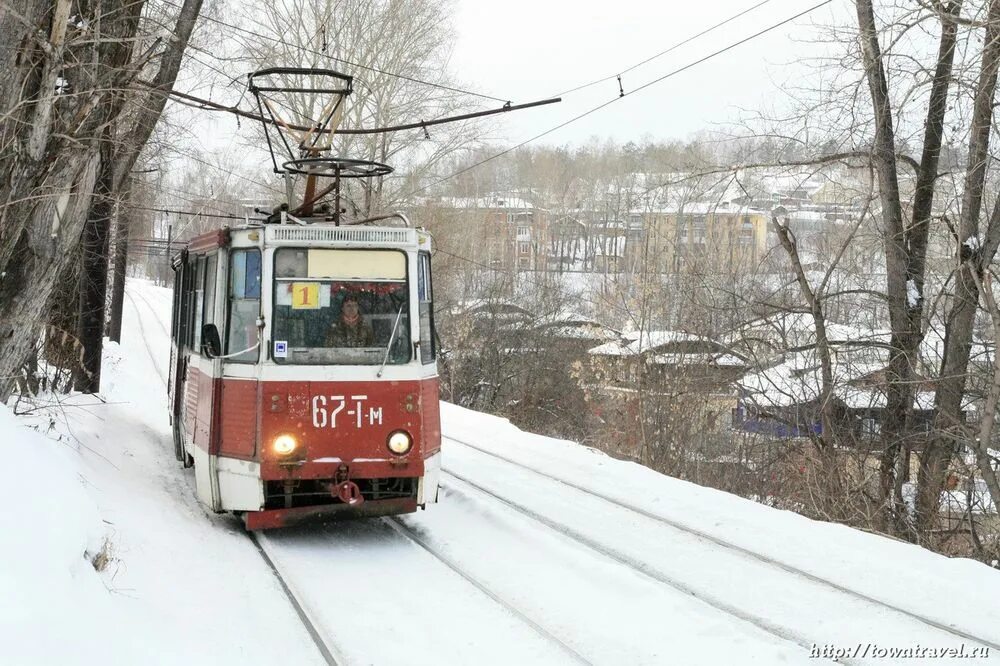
[2,281,322,665]
[4,278,1000,665]
[0,402,153,664]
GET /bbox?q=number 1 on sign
[290,282,320,309]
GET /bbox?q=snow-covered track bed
[396,482,815,664]
[126,285,170,338]
[253,519,589,666]
[383,516,592,665]
[249,533,345,665]
[123,288,168,386]
[444,436,1000,662]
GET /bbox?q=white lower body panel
[217,457,265,511]
[418,451,441,506]
[192,444,219,511]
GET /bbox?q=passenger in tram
[326,295,376,347]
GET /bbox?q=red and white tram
[168,216,440,529]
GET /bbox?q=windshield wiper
[377,304,405,378]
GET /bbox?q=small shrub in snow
[87,537,114,573]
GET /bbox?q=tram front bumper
[243,496,418,530]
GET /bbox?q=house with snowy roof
[584,331,748,411]
[579,330,751,462]
[454,298,534,335]
[733,344,944,442]
[726,314,893,365]
[532,312,619,355]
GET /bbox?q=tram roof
[183,222,430,253]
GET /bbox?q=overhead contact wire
[405,0,832,199]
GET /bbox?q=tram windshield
[271,248,410,365]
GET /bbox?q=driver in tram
[326,295,376,347]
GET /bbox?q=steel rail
[444,435,1000,654]
[250,534,345,666]
[438,469,845,664]
[123,290,168,386]
[126,286,170,339]
[383,516,594,666]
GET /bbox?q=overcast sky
[168,0,849,198]
[448,0,844,146]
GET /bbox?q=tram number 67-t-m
[312,395,384,429]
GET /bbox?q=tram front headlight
[387,430,413,456]
[272,434,298,456]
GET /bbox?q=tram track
[127,285,170,338]
[119,281,589,663]
[123,288,168,387]
[437,469,840,664]
[250,533,346,666]
[443,435,1000,658]
[119,279,991,660]
[120,286,582,663]
[383,516,594,666]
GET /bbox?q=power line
[129,205,256,221]
[155,185,249,216]
[141,183,249,217]
[163,145,274,190]
[161,0,509,104]
[551,0,777,99]
[138,2,830,324]
[171,1,773,133]
[158,2,814,202]
[150,81,560,136]
[406,0,832,200]
[185,46,246,88]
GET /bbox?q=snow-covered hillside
[3,280,1000,665]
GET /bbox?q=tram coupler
[334,481,363,505]
[332,464,363,505]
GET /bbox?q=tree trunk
[75,128,116,392]
[854,0,966,534]
[111,0,205,191]
[71,0,202,392]
[108,195,131,343]
[886,2,961,527]
[0,152,101,400]
[917,0,1000,535]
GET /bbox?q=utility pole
[164,221,173,287]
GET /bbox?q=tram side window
[203,254,218,326]
[227,249,261,362]
[191,257,206,352]
[180,259,197,350]
[173,265,187,345]
[418,252,435,364]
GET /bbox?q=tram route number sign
[291,282,320,309]
[312,395,383,429]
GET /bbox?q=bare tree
[0,0,204,397]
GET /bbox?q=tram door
[174,252,223,509]
[169,260,188,464]
[217,248,261,460]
